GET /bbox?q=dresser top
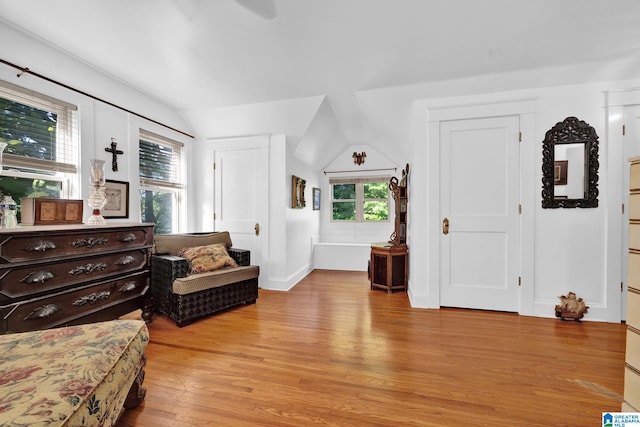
[0,222,154,234]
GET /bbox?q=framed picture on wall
[313,187,321,210]
[103,180,129,218]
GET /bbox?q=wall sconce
[353,151,366,165]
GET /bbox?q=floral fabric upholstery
[179,243,238,274]
[0,319,148,427]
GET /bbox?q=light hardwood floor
[118,270,626,426]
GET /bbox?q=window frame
[330,177,391,222]
[138,129,185,233]
[0,80,79,200]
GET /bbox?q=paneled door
[213,136,269,286]
[440,116,520,311]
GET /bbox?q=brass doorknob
[442,218,449,235]
[254,223,260,236]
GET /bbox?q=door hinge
[623,124,626,136]
[519,132,522,142]
[518,276,522,287]
[214,213,217,220]
[622,282,624,292]
[623,203,626,215]
[213,162,216,170]
[518,204,522,214]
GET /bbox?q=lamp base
[87,209,106,225]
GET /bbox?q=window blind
[329,176,390,185]
[0,80,78,174]
[139,129,184,189]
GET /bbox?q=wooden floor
[118,270,626,426]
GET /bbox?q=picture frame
[554,160,568,185]
[103,179,129,218]
[313,187,321,210]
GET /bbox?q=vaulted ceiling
[2,0,640,168]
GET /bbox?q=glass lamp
[87,159,107,224]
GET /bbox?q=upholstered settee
[0,319,148,426]
[151,232,259,327]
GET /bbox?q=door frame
[606,88,640,322]
[415,97,536,313]
[204,135,271,288]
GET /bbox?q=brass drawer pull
[118,281,137,293]
[20,270,54,284]
[73,290,111,306]
[116,255,135,265]
[24,304,60,320]
[118,233,137,243]
[25,239,56,252]
[68,262,108,276]
[71,237,109,248]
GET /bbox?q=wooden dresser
[625,157,640,410]
[0,223,154,334]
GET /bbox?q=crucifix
[105,138,124,172]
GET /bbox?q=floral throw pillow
[179,243,238,274]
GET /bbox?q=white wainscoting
[313,242,370,271]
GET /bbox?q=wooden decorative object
[291,175,306,209]
[20,198,84,225]
[389,163,409,245]
[554,291,589,321]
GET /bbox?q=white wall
[409,80,637,322]
[0,23,194,226]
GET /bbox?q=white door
[213,137,268,285]
[440,116,520,311]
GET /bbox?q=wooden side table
[370,243,408,293]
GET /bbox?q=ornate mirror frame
[541,116,599,208]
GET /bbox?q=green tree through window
[331,179,389,221]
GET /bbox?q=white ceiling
[2,0,640,154]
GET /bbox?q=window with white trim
[0,80,79,219]
[330,177,390,222]
[139,129,184,233]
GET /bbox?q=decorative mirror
[291,175,306,208]
[541,116,599,208]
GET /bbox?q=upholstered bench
[0,319,148,426]
[151,232,259,327]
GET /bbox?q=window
[0,80,78,219]
[139,129,184,233]
[330,177,389,222]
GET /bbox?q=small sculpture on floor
[555,291,589,321]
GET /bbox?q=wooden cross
[105,138,123,172]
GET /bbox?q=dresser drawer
[625,366,640,410]
[627,329,640,368]
[632,163,640,191]
[630,225,640,251]
[628,290,640,330]
[629,253,640,291]
[631,194,640,220]
[0,249,149,303]
[0,271,148,333]
[0,226,153,264]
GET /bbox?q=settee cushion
[0,319,148,426]
[179,243,238,274]
[172,265,259,295]
[154,231,233,256]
